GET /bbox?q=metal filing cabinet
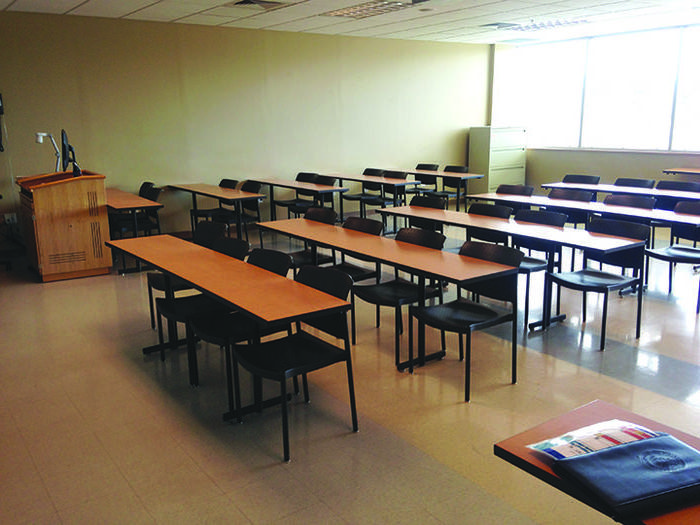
[468,126,527,193]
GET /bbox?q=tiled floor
[1,225,699,524]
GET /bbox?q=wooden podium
[17,170,112,282]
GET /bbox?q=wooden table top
[254,178,347,194]
[168,183,265,202]
[542,182,700,201]
[106,188,163,211]
[663,168,700,176]
[106,235,349,323]
[378,206,646,254]
[404,168,484,180]
[326,173,421,187]
[257,218,517,284]
[468,192,700,227]
[494,399,700,524]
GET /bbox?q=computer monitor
[60,129,81,175]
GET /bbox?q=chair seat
[191,311,288,346]
[342,192,379,201]
[646,245,700,264]
[147,272,191,292]
[234,331,348,380]
[411,298,512,333]
[519,256,548,274]
[333,261,377,283]
[353,278,440,306]
[289,250,334,268]
[156,294,230,323]
[549,268,638,293]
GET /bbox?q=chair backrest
[395,227,446,250]
[247,248,293,276]
[295,266,352,339]
[211,237,250,260]
[240,180,263,213]
[548,188,595,202]
[295,172,319,197]
[192,221,227,248]
[342,216,383,235]
[442,165,468,190]
[140,184,162,202]
[562,174,600,184]
[408,195,447,231]
[674,200,700,215]
[656,180,700,192]
[671,201,700,242]
[614,177,655,188]
[361,168,384,191]
[513,209,568,252]
[416,163,439,171]
[138,181,156,197]
[382,170,408,196]
[457,241,523,303]
[304,206,337,224]
[415,164,439,185]
[363,168,384,177]
[496,184,534,196]
[316,175,336,186]
[585,217,649,268]
[468,202,513,219]
[604,194,656,209]
[219,178,239,189]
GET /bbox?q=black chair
[408,241,523,402]
[352,227,445,367]
[109,182,163,238]
[545,188,596,270]
[614,177,655,189]
[405,163,439,196]
[654,180,700,211]
[154,235,250,385]
[332,217,384,344]
[512,209,568,327]
[495,184,535,213]
[290,175,337,217]
[232,266,358,462]
[363,170,408,231]
[189,178,238,231]
[273,172,319,219]
[211,180,264,244]
[288,207,337,275]
[425,165,469,211]
[466,202,513,245]
[562,174,600,185]
[189,248,294,417]
[146,221,228,329]
[407,195,447,233]
[645,201,700,314]
[341,168,385,219]
[546,217,649,351]
[602,194,656,246]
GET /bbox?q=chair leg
[511,311,518,385]
[408,310,414,374]
[345,357,359,433]
[186,323,198,386]
[394,307,401,368]
[351,291,357,345]
[600,291,608,352]
[302,374,310,403]
[582,292,587,323]
[156,311,166,361]
[280,379,290,462]
[523,273,531,328]
[148,282,156,329]
[668,262,673,295]
[464,331,472,403]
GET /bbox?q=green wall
[0,12,490,232]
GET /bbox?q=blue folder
[554,433,700,518]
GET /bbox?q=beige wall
[0,12,490,232]
[526,148,700,195]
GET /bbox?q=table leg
[269,186,277,221]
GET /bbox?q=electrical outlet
[4,213,17,225]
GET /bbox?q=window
[493,25,700,152]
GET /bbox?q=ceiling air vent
[224,0,290,10]
[322,0,430,20]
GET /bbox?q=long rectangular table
[257,218,519,370]
[105,234,349,418]
[494,399,700,524]
[541,181,700,202]
[403,167,484,211]
[168,183,266,237]
[376,205,647,330]
[663,168,700,177]
[254,178,347,221]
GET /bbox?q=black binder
[554,433,700,518]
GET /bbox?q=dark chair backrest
[444,165,468,173]
[192,221,227,248]
[219,179,239,189]
[656,180,700,192]
[211,237,250,260]
[513,209,568,253]
[295,266,352,339]
[614,177,655,188]
[395,227,446,251]
[304,206,337,224]
[416,163,439,171]
[604,194,656,209]
[362,168,384,192]
[363,168,384,177]
[468,202,513,219]
[295,172,320,198]
[408,195,447,231]
[342,216,383,235]
[548,188,595,202]
[383,170,408,197]
[562,174,600,184]
[674,200,700,215]
[671,201,700,242]
[383,170,407,180]
[138,181,156,197]
[240,180,263,213]
[316,175,336,186]
[585,218,649,268]
[140,184,162,202]
[247,248,293,276]
[442,165,468,189]
[496,184,534,196]
[457,241,523,302]
[415,163,439,185]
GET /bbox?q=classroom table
[253,178,347,221]
[105,234,349,419]
[494,399,700,524]
[106,188,164,273]
[468,192,700,227]
[377,205,646,330]
[168,183,265,237]
[663,168,700,177]
[402,167,484,211]
[257,217,518,370]
[541,181,700,202]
